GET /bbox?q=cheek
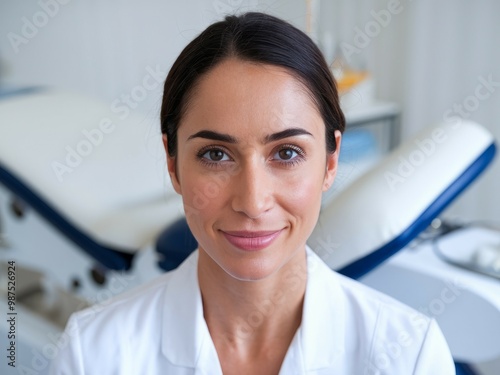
[276,165,324,221]
[181,171,229,227]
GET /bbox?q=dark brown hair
[160,12,345,157]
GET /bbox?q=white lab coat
[50,246,455,374]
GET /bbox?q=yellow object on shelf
[336,70,370,93]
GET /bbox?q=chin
[223,264,279,282]
[218,251,296,282]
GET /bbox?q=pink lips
[221,229,283,251]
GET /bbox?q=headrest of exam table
[307,120,496,278]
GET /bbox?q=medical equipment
[0,88,183,272]
[429,221,500,280]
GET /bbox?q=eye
[196,146,232,167]
[276,148,297,160]
[203,149,229,161]
[272,145,304,162]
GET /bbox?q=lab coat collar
[301,245,346,370]
[161,250,206,368]
[161,246,346,372]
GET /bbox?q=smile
[220,229,284,251]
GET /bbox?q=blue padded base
[156,217,197,271]
[0,162,134,271]
[338,142,496,279]
[455,362,478,375]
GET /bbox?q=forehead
[179,59,324,137]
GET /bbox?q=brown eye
[278,149,294,160]
[200,148,230,162]
[209,149,224,161]
[272,145,305,167]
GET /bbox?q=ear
[163,134,182,194]
[323,130,342,192]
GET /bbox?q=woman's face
[165,59,340,281]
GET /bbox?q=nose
[231,160,274,219]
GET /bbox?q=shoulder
[305,248,455,373]
[73,270,174,331]
[50,253,200,374]
[307,246,422,326]
[74,249,199,330]
[69,247,199,341]
[49,272,175,375]
[334,269,426,327]
[58,268,176,364]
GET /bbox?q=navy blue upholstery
[455,362,478,375]
[0,162,135,271]
[156,217,197,271]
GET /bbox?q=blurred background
[0,0,499,374]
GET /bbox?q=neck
[197,248,307,354]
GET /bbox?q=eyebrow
[187,127,313,144]
[187,130,237,143]
[264,128,313,143]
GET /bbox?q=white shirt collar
[161,251,207,367]
[160,245,346,372]
[298,246,346,369]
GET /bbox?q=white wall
[0,0,305,119]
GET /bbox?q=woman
[50,12,455,374]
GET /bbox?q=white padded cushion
[0,89,183,250]
[308,120,495,269]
